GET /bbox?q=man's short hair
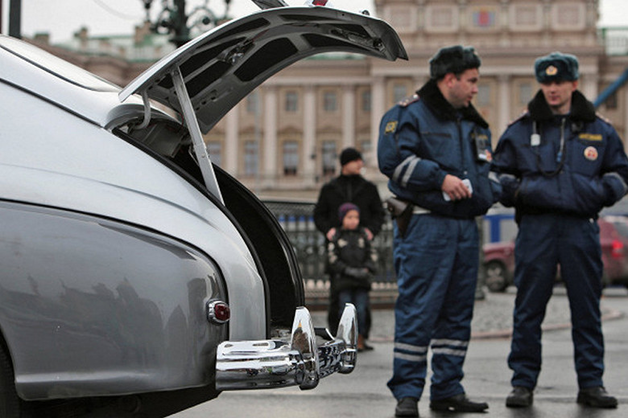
[429,45,481,80]
[534,52,579,83]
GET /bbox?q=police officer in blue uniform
[493,52,628,409]
[378,45,501,417]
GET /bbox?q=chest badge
[584,146,598,161]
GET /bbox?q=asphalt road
[171,287,628,417]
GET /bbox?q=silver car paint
[0,202,228,399]
[0,78,267,342]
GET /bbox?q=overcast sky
[1,0,626,44]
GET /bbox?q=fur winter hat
[534,51,579,83]
[429,45,481,79]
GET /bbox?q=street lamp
[142,0,232,47]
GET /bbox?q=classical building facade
[30,0,628,200]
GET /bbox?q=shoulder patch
[398,94,420,108]
[596,112,613,125]
[384,120,398,134]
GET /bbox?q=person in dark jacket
[314,147,385,344]
[493,52,627,409]
[327,202,377,352]
[314,147,385,241]
[378,45,501,417]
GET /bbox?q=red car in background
[482,216,628,292]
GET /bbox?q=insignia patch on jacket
[579,133,603,141]
[385,121,398,134]
[584,146,599,161]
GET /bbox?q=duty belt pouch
[385,197,413,238]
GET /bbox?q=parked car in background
[599,215,628,287]
[482,216,628,292]
[483,240,516,292]
[0,3,407,417]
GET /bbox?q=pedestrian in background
[378,45,501,417]
[493,51,628,409]
[314,147,385,345]
[327,202,377,351]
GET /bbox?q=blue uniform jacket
[378,79,501,218]
[493,90,628,219]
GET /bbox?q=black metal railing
[264,200,396,282]
[263,200,399,306]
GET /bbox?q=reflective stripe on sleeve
[392,155,420,187]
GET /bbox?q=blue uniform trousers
[509,214,605,390]
[388,214,478,401]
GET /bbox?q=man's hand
[326,227,337,241]
[364,228,374,241]
[442,174,472,201]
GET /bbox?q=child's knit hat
[338,202,360,222]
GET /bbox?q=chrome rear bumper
[215,304,357,391]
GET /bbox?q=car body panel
[0,202,228,400]
[482,217,628,291]
[0,79,266,343]
[119,6,408,133]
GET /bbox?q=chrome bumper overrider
[216,304,357,391]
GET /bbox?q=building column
[370,76,386,168]
[224,107,239,175]
[581,72,599,102]
[497,75,511,140]
[262,86,278,188]
[342,84,356,150]
[303,85,317,186]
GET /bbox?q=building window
[244,141,258,176]
[519,83,532,106]
[393,84,407,103]
[247,91,260,114]
[556,4,581,26]
[361,90,372,112]
[477,84,491,107]
[206,141,222,166]
[323,91,338,112]
[285,91,298,112]
[605,92,618,110]
[322,141,337,176]
[283,141,299,176]
[514,5,537,26]
[552,4,585,30]
[430,6,455,27]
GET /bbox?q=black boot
[429,393,488,412]
[577,386,618,408]
[395,397,419,417]
[506,386,533,407]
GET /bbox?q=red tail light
[207,300,231,324]
[612,239,624,259]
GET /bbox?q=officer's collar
[417,79,489,129]
[528,89,596,123]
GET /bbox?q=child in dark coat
[327,202,377,351]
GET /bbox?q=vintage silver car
[0,2,406,417]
